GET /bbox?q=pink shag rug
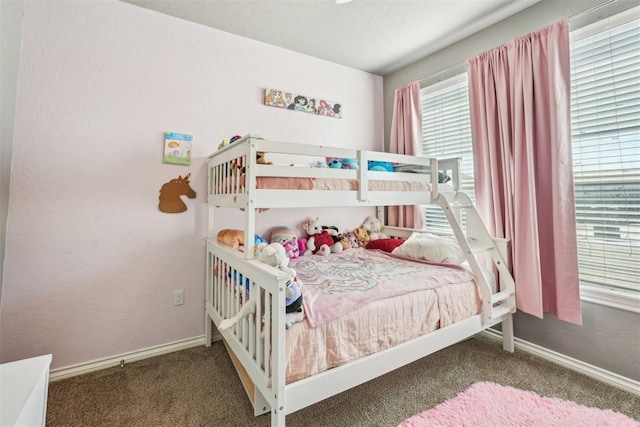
[399,382,639,427]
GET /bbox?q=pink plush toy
[346,231,361,248]
[297,238,308,256]
[282,237,300,259]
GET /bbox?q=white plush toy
[260,243,304,328]
[361,216,388,241]
[219,242,304,331]
[260,242,297,287]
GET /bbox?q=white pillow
[392,232,466,265]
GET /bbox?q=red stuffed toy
[303,217,343,256]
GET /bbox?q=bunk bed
[204,135,516,426]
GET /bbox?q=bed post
[501,313,515,352]
[205,159,214,347]
[204,247,213,347]
[271,282,287,426]
[244,138,257,259]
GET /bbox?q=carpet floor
[46,334,640,426]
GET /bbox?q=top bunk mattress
[224,175,454,192]
[253,176,453,192]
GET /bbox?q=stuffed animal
[229,135,243,144]
[254,234,268,254]
[257,151,273,165]
[326,158,342,169]
[270,226,301,259]
[217,229,245,248]
[282,238,301,259]
[341,158,359,170]
[353,227,371,248]
[361,216,388,241]
[217,229,267,253]
[260,243,303,315]
[219,242,303,332]
[303,217,343,255]
[325,157,358,170]
[270,226,297,245]
[345,231,362,248]
[338,233,352,250]
[368,161,393,172]
[297,238,308,256]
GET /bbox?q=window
[420,6,639,308]
[420,74,474,233]
[570,8,640,295]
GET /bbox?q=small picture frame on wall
[264,88,342,119]
[163,132,193,166]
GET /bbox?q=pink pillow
[366,238,405,252]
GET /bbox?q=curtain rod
[418,62,465,85]
[417,0,620,85]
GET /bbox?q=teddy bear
[361,216,388,241]
[303,217,343,255]
[217,229,268,254]
[256,151,273,165]
[353,226,371,248]
[338,233,352,250]
[217,229,245,248]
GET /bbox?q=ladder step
[491,290,514,305]
[441,192,474,209]
[448,203,473,209]
[469,242,496,254]
[491,304,513,320]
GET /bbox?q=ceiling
[120,0,540,76]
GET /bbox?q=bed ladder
[435,191,516,327]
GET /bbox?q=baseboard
[482,329,640,396]
[49,335,207,382]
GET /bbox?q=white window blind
[420,74,474,233]
[570,8,640,293]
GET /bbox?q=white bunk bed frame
[204,135,516,426]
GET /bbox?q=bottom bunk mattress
[283,248,481,384]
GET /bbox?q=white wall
[0,0,24,311]
[384,0,640,380]
[0,0,382,369]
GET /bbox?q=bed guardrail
[205,241,289,418]
[207,135,462,209]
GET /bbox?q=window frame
[569,5,640,312]
[418,6,640,313]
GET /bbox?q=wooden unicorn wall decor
[159,173,197,213]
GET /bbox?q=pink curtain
[389,81,425,229]
[466,21,582,325]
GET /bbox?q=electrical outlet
[173,289,184,306]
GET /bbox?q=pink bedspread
[284,281,480,384]
[289,248,474,328]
